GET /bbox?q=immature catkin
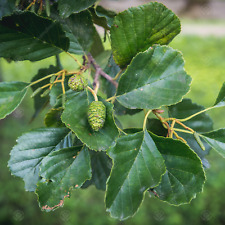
[88,101,106,132]
[193,132,205,151]
[68,74,88,92]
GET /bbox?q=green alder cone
[68,74,88,91]
[88,101,106,132]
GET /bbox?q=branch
[87,53,118,88]
[93,68,101,89]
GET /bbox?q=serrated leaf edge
[116,45,192,110]
[150,134,206,207]
[104,131,166,220]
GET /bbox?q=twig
[93,68,101,89]
[87,53,118,88]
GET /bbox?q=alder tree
[0,0,225,220]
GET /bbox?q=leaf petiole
[173,131,187,144]
[106,96,116,102]
[28,70,66,87]
[87,86,98,101]
[26,0,36,10]
[118,127,127,135]
[143,110,152,131]
[173,128,193,134]
[112,70,123,81]
[66,52,82,67]
[179,107,214,122]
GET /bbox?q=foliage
[0,0,225,221]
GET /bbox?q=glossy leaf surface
[117,45,191,109]
[8,128,70,191]
[151,134,205,205]
[106,131,165,220]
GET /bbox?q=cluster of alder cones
[68,74,106,132]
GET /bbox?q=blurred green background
[1,1,225,224]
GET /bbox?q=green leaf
[54,10,95,55]
[61,91,119,151]
[89,28,104,57]
[94,50,112,70]
[0,81,28,120]
[44,108,64,128]
[8,128,70,191]
[52,89,79,109]
[31,65,60,120]
[169,99,213,168]
[58,0,97,18]
[201,129,225,158]
[106,131,166,220]
[114,100,142,116]
[0,11,69,61]
[111,2,181,67]
[150,133,206,205]
[0,0,16,19]
[147,118,168,137]
[90,150,112,190]
[36,146,91,211]
[49,76,70,107]
[82,150,112,190]
[89,5,117,30]
[102,54,120,98]
[117,45,191,109]
[169,99,213,133]
[101,55,142,116]
[214,82,225,107]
